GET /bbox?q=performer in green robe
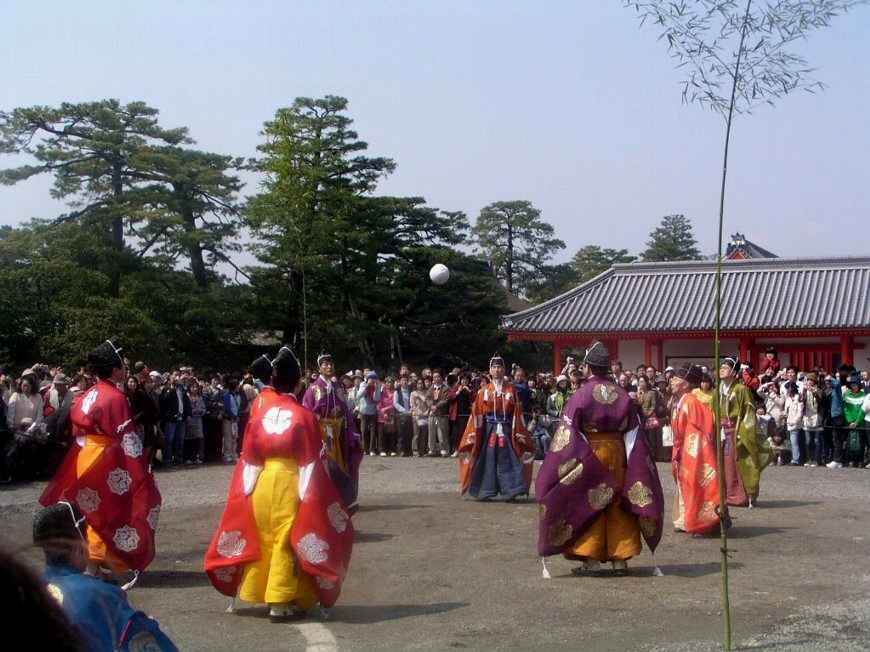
[719,356,771,507]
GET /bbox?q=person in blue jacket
[33,501,179,652]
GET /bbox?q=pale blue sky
[2,1,868,263]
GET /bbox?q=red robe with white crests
[40,379,162,571]
[203,391,354,607]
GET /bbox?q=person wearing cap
[205,346,354,621]
[536,341,664,575]
[40,339,162,576]
[670,365,721,535]
[457,354,534,500]
[843,373,867,468]
[303,354,362,504]
[719,355,770,508]
[33,502,178,651]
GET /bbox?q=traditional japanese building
[503,254,870,373]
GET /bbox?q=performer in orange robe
[205,347,353,622]
[670,364,721,535]
[458,355,534,500]
[41,339,161,575]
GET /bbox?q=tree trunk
[181,203,208,288]
[506,221,514,295]
[109,163,125,297]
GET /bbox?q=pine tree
[641,214,701,261]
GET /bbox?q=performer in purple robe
[302,353,363,509]
[536,341,664,575]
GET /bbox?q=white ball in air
[429,263,450,285]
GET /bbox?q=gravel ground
[3,459,870,651]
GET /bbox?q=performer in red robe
[205,347,354,622]
[41,339,162,575]
[670,364,722,535]
[457,355,534,500]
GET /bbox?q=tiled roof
[502,257,870,334]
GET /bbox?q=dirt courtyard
[3,459,870,651]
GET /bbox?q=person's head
[756,405,766,417]
[636,364,646,376]
[665,366,675,379]
[645,366,655,380]
[569,370,581,387]
[33,502,88,571]
[0,546,85,651]
[838,364,853,383]
[513,367,526,383]
[415,379,425,391]
[421,367,432,379]
[785,381,798,396]
[399,364,410,378]
[316,353,334,378]
[271,346,302,394]
[786,366,798,381]
[583,341,610,378]
[672,364,703,395]
[189,382,201,397]
[20,375,36,396]
[432,371,443,386]
[385,377,395,391]
[637,375,650,392]
[805,372,817,389]
[365,371,378,386]
[700,374,713,392]
[125,375,140,394]
[86,339,126,383]
[489,356,505,381]
[862,371,869,382]
[528,378,536,390]
[765,346,777,360]
[610,361,622,376]
[618,373,629,388]
[720,357,739,382]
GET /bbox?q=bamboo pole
[714,1,753,650]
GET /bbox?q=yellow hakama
[568,432,641,562]
[239,458,317,607]
[76,434,128,572]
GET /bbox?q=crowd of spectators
[2,346,870,483]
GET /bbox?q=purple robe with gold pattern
[535,376,664,558]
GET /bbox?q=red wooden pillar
[840,335,853,366]
[644,338,652,366]
[553,340,563,375]
[656,338,665,370]
[739,336,753,365]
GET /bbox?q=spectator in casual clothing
[410,379,430,456]
[843,374,867,468]
[357,371,382,456]
[513,368,532,425]
[221,378,241,463]
[393,375,414,456]
[6,374,45,435]
[547,376,570,422]
[186,382,206,464]
[784,381,804,465]
[801,373,824,467]
[378,377,397,457]
[449,374,473,457]
[159,373,191,466]
[826,365,851,469]
[428,371,451,457]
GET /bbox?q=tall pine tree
[641,214,701,261]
